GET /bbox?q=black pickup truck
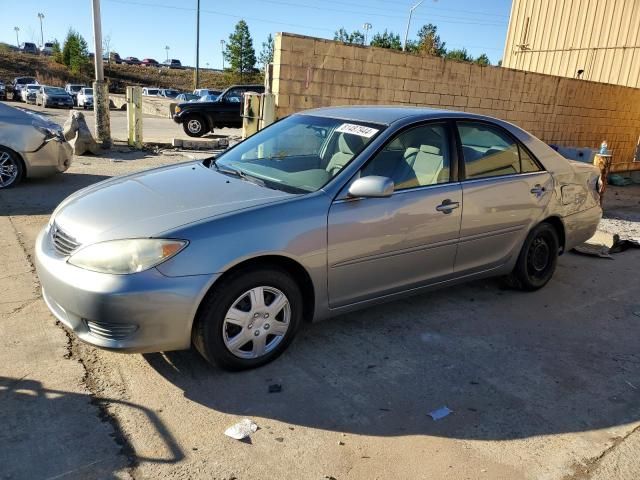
[172,84,265,137]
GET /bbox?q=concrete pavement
[1,152,639,480]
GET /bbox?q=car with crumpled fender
[0,102,72,188]
[35,107,602,370]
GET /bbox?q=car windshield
[83,88,93,95]
[212,115,384,193]
[163,90,179,97]
[199,94,218,102]
[18,78,36,85]
[69,85,83,92]
[26,85,39,91]
[146,89,159,95]
[45,87,66,94]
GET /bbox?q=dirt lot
[1,150,639,480]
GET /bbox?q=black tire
[182,114,207,137]
[193,266,303,371]
[505,222,559,291]
[0,147,24,189]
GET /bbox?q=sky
[0,0,512,69]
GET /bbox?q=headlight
[68,239,188,274]
[34,124,59,141]
[174,105,181,114]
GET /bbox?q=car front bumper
[35,226,217,353]
[23,138,73,178]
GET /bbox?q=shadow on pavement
[145,257,640,441]
[0,173,110,216]
[0,376,184,479]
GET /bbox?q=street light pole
[91,0,111,148]
[363,23,372,45]
[194,0,200,89]
[165,45,170,62]
[403,0,425,51]
[37,13,44,48]
[14,27,19,47]
[220,40,225,70]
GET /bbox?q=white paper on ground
[428,406,453,421]
[224,418,258,440]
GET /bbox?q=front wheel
[182,115,207,137]
[505,222,559,291]
[193,267,303,370]
[0,147,24,189]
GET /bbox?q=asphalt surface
[1,150,639,480]
[0,100,242,144]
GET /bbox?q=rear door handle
[530,184,546,196]
[436,199,460,214]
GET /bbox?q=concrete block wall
[273,33,640,172]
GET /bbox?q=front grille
[85,320,138,341]
[50,224,80,256]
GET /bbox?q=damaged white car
[0,103,73,189]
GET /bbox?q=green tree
[258,33,274,70]
[416,24,446,56]
[475,53,491,66]
[224,20,257,80]
[445,48,472,62]
[61,29,90,75]
[369,30,402,50]
[334,27,365,46]
[51,39,62,63]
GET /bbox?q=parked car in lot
[65,84,86,105]
[123,56,141,65]
[0,102,72,188]
[22,84,40,104]
[40,42,55,55]
[36,86,74,109]
[103,52,122,64]
[158,88,180,99]
[142,87,161,96]
[76,87,93,109]
[21,42,38,54]
[35,107,602,370]
[175,93,199,102]
[12,77,38,101]
[0,81,6,101]
[198,93,221,102]
[174,84,264,136]
[193,88,221,98]
[161,59,182,69]
[141,58,159,67]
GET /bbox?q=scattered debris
[324,476,337,480]
[338,441,345,446]
[268,383,282,393]
[275,437,284,443]
[224,418,258,440]
[573,233,640,258]
[429,406,453,421]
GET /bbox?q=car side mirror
[348,176,394,198]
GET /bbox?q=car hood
[52,162,294,244]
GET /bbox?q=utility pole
[194,0,200,89]
[165,45,170,61]
[403,0,425,51]
[14,27,19,47]
[37,13,45,47]
[91,0,111,148]
[363,23,372,45]
[220,39,225,70]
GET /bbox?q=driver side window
[361,124,451,190]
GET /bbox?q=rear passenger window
[361,124,450,190]
[519,145,542,173]
[458,122,521,179]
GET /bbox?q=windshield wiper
[213,162,265,187]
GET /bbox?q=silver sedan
[35,107,602,370]
[0,103,73,189]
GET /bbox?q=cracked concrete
[1,153,639,480]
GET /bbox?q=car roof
[300,105,509,126]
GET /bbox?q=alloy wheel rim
[0,152,18,187]
[222,286,291,359]
[187,119,202,134]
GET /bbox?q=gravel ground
[600,184,640,240]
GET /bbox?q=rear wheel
[505,222,559,291]
[0,148,24,189]
[193,267,303,370]
[182,114,207,137]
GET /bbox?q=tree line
[335,24,492,66]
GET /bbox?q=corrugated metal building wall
[503,0,640,88]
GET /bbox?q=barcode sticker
[335,123,379,138]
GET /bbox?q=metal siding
[503,0,640,87]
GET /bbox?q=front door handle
[436,199,460,214]
[530,184,546,197]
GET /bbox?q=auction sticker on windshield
[335,123,379,138]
